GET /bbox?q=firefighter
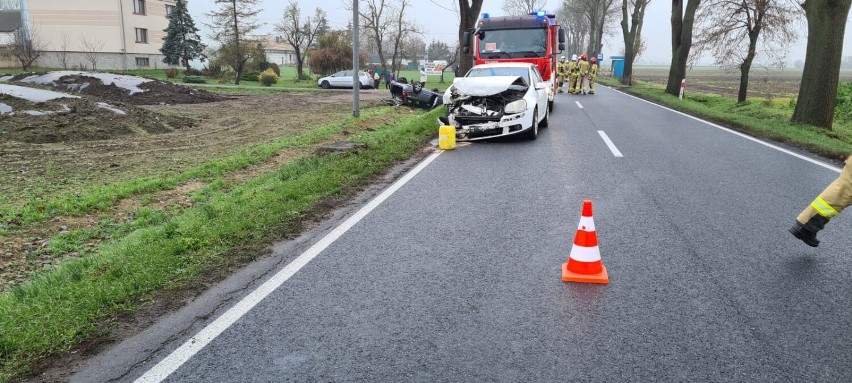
[576,53,590,95]
[568,54,579,94]
[588,56,598,95]
[790,155,852,247]
[556,56,568,93]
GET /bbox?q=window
[135,28,148,43]
[133,0,146,15]
[135,57,150,67]
[165,4,174,17]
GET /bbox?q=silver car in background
[317,70,373,89]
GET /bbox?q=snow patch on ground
[0,103,12,114]
[0,84,80,103]
[97,102,127,115]
[17,71,152,94]
[0,75,12,82]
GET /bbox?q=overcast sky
[187,0,852,66]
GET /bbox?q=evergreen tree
[161,0,205,71]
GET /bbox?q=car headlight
[504,100,527,114]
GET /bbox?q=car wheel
[525,109,539,140]
[548,99,554,113]
[540,107,549,128]
[320,81,330,89]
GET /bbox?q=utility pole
[352,0,360,117]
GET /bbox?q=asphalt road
[76,85,852,382]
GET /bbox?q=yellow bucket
[438,125,456,150]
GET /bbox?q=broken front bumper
[438,109,533,141]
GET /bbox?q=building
[262,36,297,66]
[17,0,179,70]
[0,10,23,68]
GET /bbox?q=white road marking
[576,101,584,109]
[598,131,623,158]
[606,87,842,173]
[134,151,445,383]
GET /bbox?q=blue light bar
[482,13,489,19]
[536,10,546,17]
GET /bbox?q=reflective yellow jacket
[579,60,590,76]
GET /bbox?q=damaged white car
[439,63,550,140]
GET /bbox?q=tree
[557,1,590,56]
[387,0,420,75]
[357,0,392,76]
[161,0,205,72]
[208,0,261,85]
[80,36,105,71]
[276,1,326,80]
[10,26,42,70]
[620,0,650,85]
[458,0,485,74]
[56,33,70,69]
[502,0,548,15]
[428,40,456,83]
[693,0,801,103]
[308,30,367,76]
[791,0,852,128]
[666,0,702,96]
[401,34,426,70]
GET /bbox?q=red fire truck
[463,11,565,111]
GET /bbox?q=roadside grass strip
[0,108,395,227]
[597,77,852,160]
[0,108,443,382]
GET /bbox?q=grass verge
[597,77,852,160]
[0,108,394,226]
[0,107,443,381]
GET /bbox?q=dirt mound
[8,72,227,105]
[0,94,193,144]
[60,74,226,105]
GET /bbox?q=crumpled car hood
[451,76,527,96]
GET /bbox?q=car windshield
[465,67,530,85]
[478,28,547,59]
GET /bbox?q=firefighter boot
[789,215,829,247]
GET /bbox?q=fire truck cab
[463,11,565,111]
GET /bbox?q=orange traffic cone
[562,200,609,284]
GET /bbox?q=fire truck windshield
[478,28,547,59]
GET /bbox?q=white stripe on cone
[577,216,595,231]
[569,244,601,263]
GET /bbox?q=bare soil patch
[0,91,389,292]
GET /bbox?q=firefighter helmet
[590,56,597,64]
[560,55,566,61]
[571,54,577,60]
[580,53,587,60]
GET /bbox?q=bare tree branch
[502,0,548,15]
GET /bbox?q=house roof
[0,10,21,33]
[261,36,295,53]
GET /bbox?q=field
[624,65,852,99]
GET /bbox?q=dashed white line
[576,101,584,109]
[598,131,623,158]
[133,151,444,383]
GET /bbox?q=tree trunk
[737,30,760,104]
[792,0,852,128]
[458,0,484,75]
[231,0,242,85]
[666,0,701,95]
[621,0,647,86]
[295,49,303,79]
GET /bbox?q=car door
[530,67,547,116]
[330,71,347,88]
